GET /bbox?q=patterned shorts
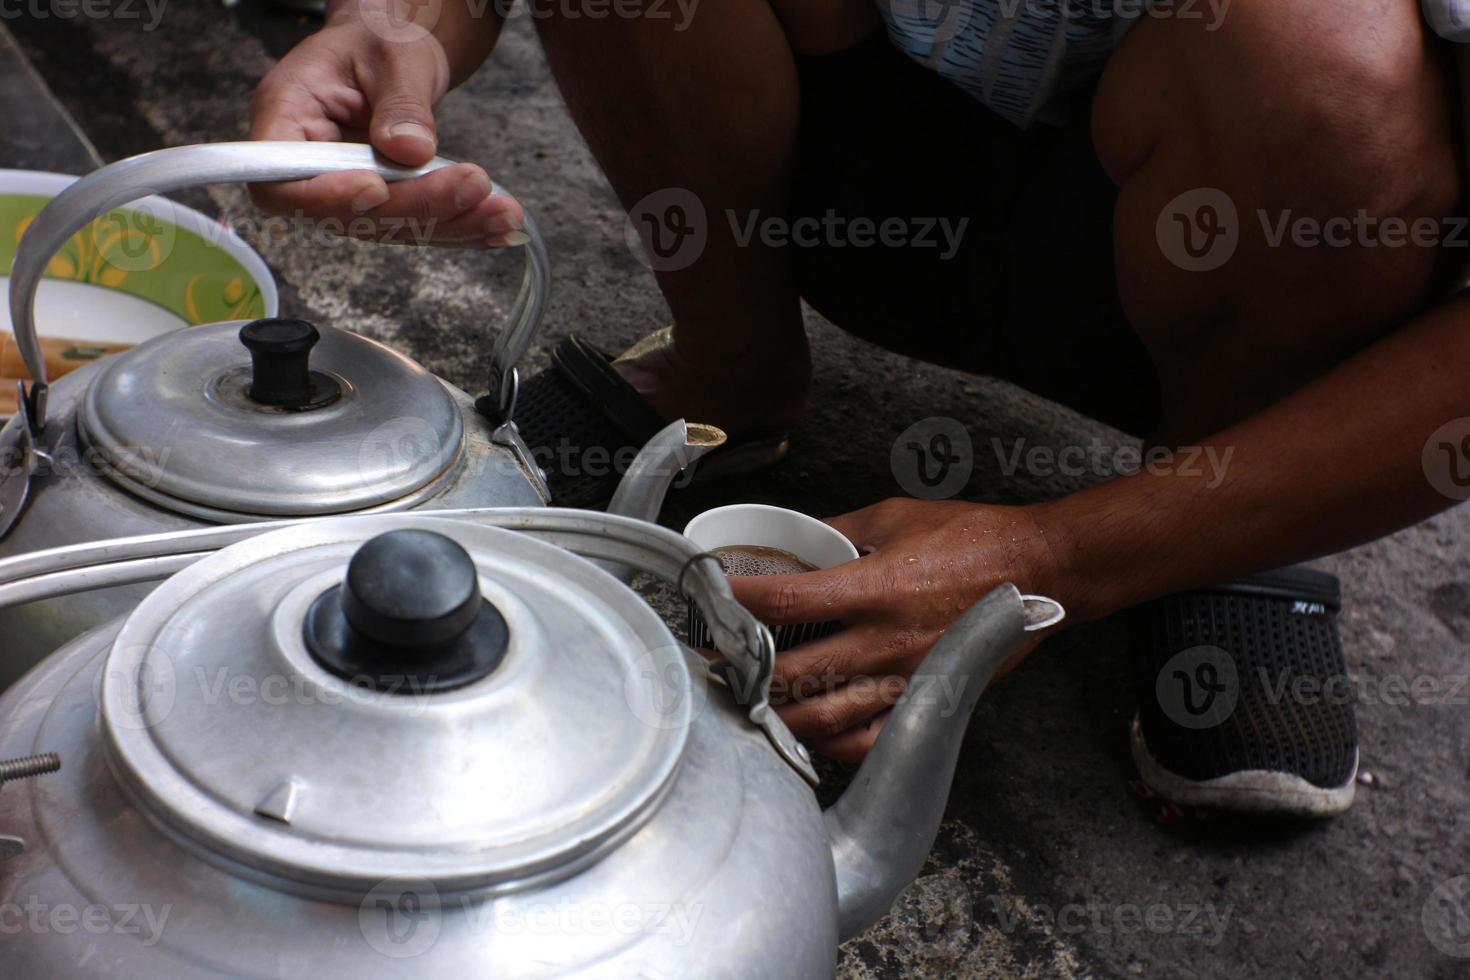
[876,0,1150,129]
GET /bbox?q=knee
[1246,3,1458,221]
[1098,0,1461,222]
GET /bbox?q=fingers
[248,170,390,224]
[727,562,868,626]
[769,623,934,694]
[246,28,508,246]
[247,164,524,248]
[807,710,890,763]
[774,675,907,742]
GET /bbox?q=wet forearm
[1033,293,1470,622]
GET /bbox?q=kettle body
[0,508,1048,976]
[0,621,840,979]
[0,512,847,978]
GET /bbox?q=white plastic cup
[683,504,859,651]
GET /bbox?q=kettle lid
[79,318,464,518]
[98,516,691,899]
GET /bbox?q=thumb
[365,58,442,166]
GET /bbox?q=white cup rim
[683,504,859,571]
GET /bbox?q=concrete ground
[5,5,1470,977]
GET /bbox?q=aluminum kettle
[0,142,720,688]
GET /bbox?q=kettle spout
[606,419,726,524]
[825,583,1047,940]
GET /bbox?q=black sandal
[486,333,790,509]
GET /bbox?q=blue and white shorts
[875,0,1151,129]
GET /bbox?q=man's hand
[728,499,1057,762]
[248,1,523,247]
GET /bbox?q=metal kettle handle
[7,141,550,434]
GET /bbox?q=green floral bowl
[1,170,277,350]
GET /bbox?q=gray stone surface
[6,5,1470,977]
[0,22,99,174]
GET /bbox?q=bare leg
[533,0,877,435]
[1095,0,1463,443]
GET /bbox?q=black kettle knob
[305,530,509,693]
[239,318,341,410]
